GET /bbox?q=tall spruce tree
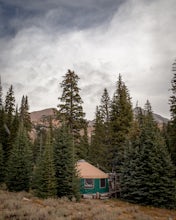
[90,89,112,171]
[0,107,6,146]
[10,107,20,143]
[100,88,111,123]
[3,85,16,163]
[57,69,86,158]
[0,76,2,110]
[32,126,47,163]
[78,123,89,160]
[90,107,105,166]
[19,95,31,132]
[53,125,80,201]
[121,102,176,209]
[99,88,112,170]
[0,107,6,183]
[0,143,4,183]
[6,123,32,192]
[0,79,6,172]
[33,131,57,198]
[0,77,4,145]
[110,74,133,171]
[5,85,15,125]
[168,60,176,166]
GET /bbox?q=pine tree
[121,102,176,209]
[10,107,20,143]
[90,89,112,170]
[5,85,15,125]
[90,106,109,170]
[168,60,176,165]
[19,95,32,132]
[32,126,47,164]
[110,74,133,171]
[53,125,80,201]
[0,76,3,110]
[0,143,4,183]
[78,123,89,160]
[99,88,112,170]
[0,107,6,146]
[100,88,111,123]
[32,131,57,198]
[3,85,16,163]
[6,124,32,192]
[57,70,86,158]
[0,77,5,145]
[0,79,7,176]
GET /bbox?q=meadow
[0,190,176,220]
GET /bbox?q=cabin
[76,160,109,197]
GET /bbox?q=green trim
[99,178,106,188]
[80,178,109,194]
[84,178,94,189]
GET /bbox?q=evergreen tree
[90,106,109,170]
[57,70,86,158]
[110,74,133,171]
[99,88,112,170]
[53,125,80,201]
[0,79,7,175]
[168,60,176,165]
[3,85,16,163]
[6,124,32,192]
[33,131,57,198]
[90,89,112,170]
[100,88,111,123]
[32,126,47,164]
[0,76,3,110]
[0,143,4,183]
[0,107,6,146]
[10,107,20,143]
[19,95,32,132]
[78,123,89,160]
[121,103,176,209]
[5,85,15,125]
[0,77,5,145]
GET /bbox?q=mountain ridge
[29,107,169,141]
[30,107,169,124]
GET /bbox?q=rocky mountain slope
[133,107,169,128]
[30,107,169,140]
[30,108,56,123]
[31,107,169,124]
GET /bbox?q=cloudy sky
[0,0,176,120]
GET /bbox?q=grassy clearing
[0,190,176,220]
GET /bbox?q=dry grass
[0,190,176,220]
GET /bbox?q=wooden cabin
[76,160,109,197]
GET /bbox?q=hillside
[133,107,169,126]
[30,108,94,140]
[30,108,56,122]
[30,107,169,131]
[0,190,176,220]
[29,107,168,141]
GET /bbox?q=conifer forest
[0,62,176,209]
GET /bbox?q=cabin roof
[76,160,108,179]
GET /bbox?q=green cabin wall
[80,178,109,194]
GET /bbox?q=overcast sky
[0,0,175,120]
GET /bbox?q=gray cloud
[0,0,175,119]
[0,0,124,37]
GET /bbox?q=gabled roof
[76,160,108,179]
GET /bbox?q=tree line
[0,65,176,208]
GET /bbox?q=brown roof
[76,160,108,179]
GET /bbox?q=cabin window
[84,179,94,189]
[100,178,106,188]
